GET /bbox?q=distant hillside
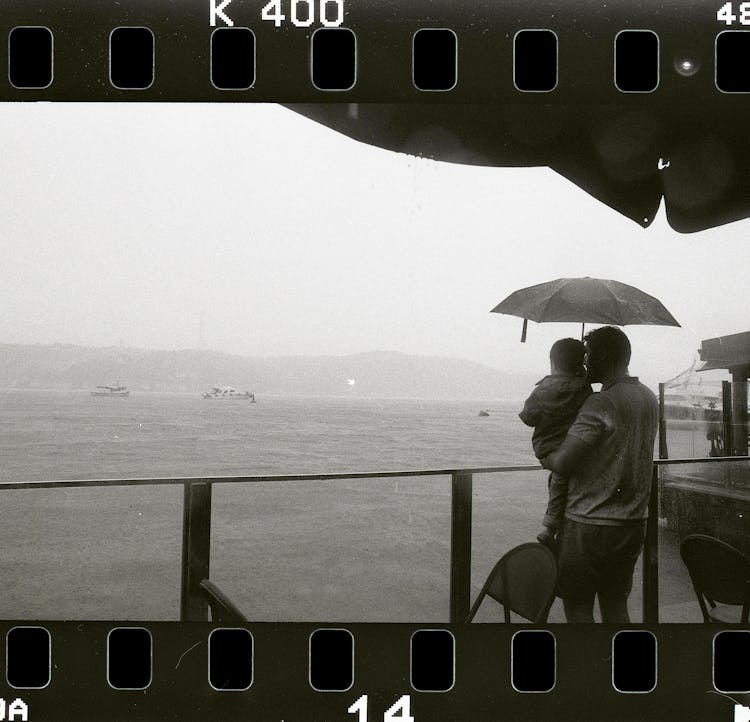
[0,344,536,401]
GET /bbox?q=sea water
[0,390,534,482]
[0,390,698,621]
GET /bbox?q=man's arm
[541,435,592,475]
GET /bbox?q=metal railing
[1,457,748,623]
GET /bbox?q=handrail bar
[654,455,750,466]
[3,456,749,621]
[0,466,542,490]
[1,456,747,490]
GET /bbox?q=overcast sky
[0,102,747,388]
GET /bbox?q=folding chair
[466,542,558,623]
[680,534,750,623]
[199,579,248,623]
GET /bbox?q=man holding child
[524,326,658,623]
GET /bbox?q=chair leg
[465,592,485,623]
[691,583,712,623]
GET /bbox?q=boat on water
[90,383,130,397]
[202,385,255,401]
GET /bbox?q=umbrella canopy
[490,277,680,341]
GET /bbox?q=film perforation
[310,27,356,91]
[409,629,455,692]
[5,627,51,691]
[510,630,555,693]
[106,627,152,691]
[210,27,257,90]
[713,631,750,693]
[611,630,658,694]
[715,30,750,91]
[109,27,155,90]
[208,628,254,691]
[614,29,660,93]
[7,27,53,90]
[309,628,355,692]
[512,29,558,93]
[411,29,457,92]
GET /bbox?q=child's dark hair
[550,338,586,374]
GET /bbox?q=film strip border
[2,0,750,102]
[0,623,746,720]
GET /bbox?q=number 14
[348,694,414,722]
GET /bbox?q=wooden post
[722,380,733,456]
[180,481,212,621]
[658,383,668,459]
[732,368,749,457]
[449,472,473,623]
[643,464,659,624]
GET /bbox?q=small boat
[202,385,255,401]
[478,409,490,417]
[90,383,130,397]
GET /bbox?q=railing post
[180,481,212,621]
[643,464,659,624]
[732,372,749,457]
[449,472,473,623]
[658,383,668,459]
[722,380,734,456]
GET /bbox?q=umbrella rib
[601,282,626,325]
[538,282,566,323]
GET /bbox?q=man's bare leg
[599,594,630,624]
[563,597,595,623]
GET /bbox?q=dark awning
[285,103,750,234]
[698,332,750,372]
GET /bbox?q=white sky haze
[0,102,747,388]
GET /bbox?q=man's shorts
[556,518,646,601]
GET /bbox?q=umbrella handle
[521,319,528,343]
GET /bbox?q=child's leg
[544,471,568,531]
[537,471,568,546]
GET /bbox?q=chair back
[200,579,248,623]
[466,542,557,623]
[680,534,750,622]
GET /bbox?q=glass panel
[0,485,182,620]
[659,370,731,460]
[211,475,452,621]
[659,457,750,621]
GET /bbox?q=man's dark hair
[584,326,632,366]
[550,338,586,374]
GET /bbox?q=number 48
[717,2,750,24]
[348,694,414,722]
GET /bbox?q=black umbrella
[490,277,680,342]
